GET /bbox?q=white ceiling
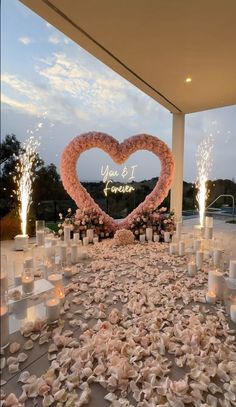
[20,0,236,113]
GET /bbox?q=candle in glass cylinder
[196,251,204,270]
[64,267,73,278]
[86,229,94,243]
[176,222,182,239]
[179,241,185,256]
[145,227,153,242]
[71,244,78,264]
[22,274,34,295]
[139,234,145,243]
[48,273,62,286]
[13,261,23,286]
[193,239,202,252]
[83,237,89,246]
[73,233,80,244]
[230,304,236,323]
[63,225,71,245]
[204,227,213,240]
[208,269,224,299]
[36,230,45,246]
[24,257,34,269]
[205,216,213,228]
[213,249,222,268]
[164,231,171,243]
[229,260,236,279]
[188,261,197,276]
[153,234,160,242]
[0,305,9,349]
[206,291,216,304]
[59,244,67,263]
[46,298,60,323]
[169,243,178,255]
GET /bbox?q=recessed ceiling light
[185,77,192,83]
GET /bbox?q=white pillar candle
[188,261,197,276]
[229,260,236,279]
[64,267,73,278]
[22,275,34,295]
[46,298,60,323]
[230,304,236,323]
[73,233,80,244]
[63,225,71,245]
[0,305,9,349]
[36,230,45,246]
[93,237,99,244]
[153,234,160,242]
[86,229,94,243]
[179,241,185,256]
[196,250,204,270]
[139,234,145,243]
[213,249,222,267]
[193,239,202,252]
[48,273,62,287]
[24,257,34,269]
[83,237,89,246]
[59,244,67,263]
[71,245,78,264]
[145,227,153,242]
[14,234,28,251]
[206,291,216,304]
[204,227,213,240]
[164,231,171,243]
[208,269,225,299]
[169,243,178,255]
[205,216,213,228]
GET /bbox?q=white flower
[67,208,72,213]
[58,229,63,235]
[58,223,62,227]
[59,213,63,219]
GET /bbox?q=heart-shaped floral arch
[60,132,175,232]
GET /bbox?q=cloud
[1,93,39,116]
[18,36,33,45]
[48,35,61,44]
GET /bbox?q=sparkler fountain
[196,135,214,228]
[14,137,40,250]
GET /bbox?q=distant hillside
[82,178,236,218]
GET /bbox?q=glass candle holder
[36,220,45,232]
[13,261,23,286]
[224,278,236,314]
[22,268,34,296]
[45,292,60,323]
[0,281,9,349]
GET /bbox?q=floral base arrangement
[58,206,175,242]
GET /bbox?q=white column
[170,113,185,220]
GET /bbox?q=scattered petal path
[1,241,235,407]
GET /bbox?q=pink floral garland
[60,132,175,232]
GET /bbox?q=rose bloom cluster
[113,229,135,246]
[128,207,175,239]
[72,207,113,238]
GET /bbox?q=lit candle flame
[196,135,214,227]
[14,137,40,235]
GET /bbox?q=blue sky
[1,0,236,182]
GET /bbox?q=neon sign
[100,164,137,197]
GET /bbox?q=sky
[1,0,236,183]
